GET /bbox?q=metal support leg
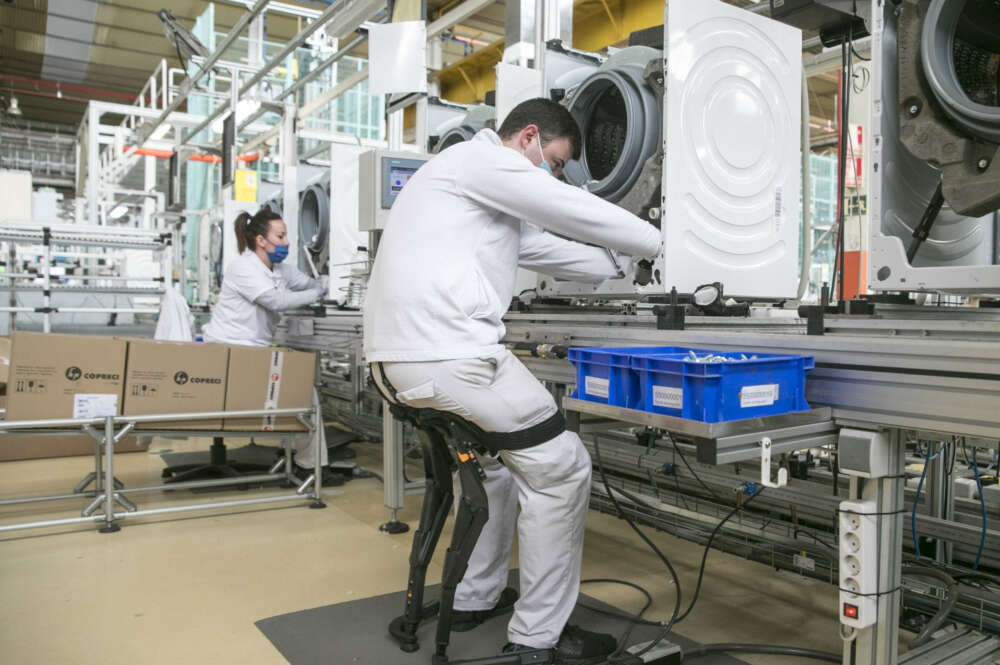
[842,428,904,665]
[114,493,137,512]
[99,416,120,533]
[389,431,455,653]
[74,472,98,495]
[381,404,409,533]
[82,494,104,517]
[94,439,103,493]
[433,448,489,665]
[310,389,326,509]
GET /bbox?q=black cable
[674,488,764,624]
[578,579,661,627]
[671,441,722,503]
[593,436,682,663]
[834,31,851,302]
[670,447,692,511]
[901,566,960,649]
[682,644,841,663]
[850,44,870,62]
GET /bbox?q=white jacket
[363,129,662,362]
[203,250,319,347]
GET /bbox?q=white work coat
[364,129,662,362]
[203,250,315,347]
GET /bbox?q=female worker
[203,208,332,479]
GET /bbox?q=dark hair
[235,208,282,253]
[497,98,582,160]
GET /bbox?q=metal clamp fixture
[759,437,788,488]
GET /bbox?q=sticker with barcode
[262,350,284,431]
[584,376,610,399]
[740,384,779,408]
[652,385,683,410]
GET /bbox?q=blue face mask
[266,243,289,264]
[534,136,553,176]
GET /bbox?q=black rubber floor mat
[255,571,746,665]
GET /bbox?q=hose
[901,566,959,649]
[682,643,840,663]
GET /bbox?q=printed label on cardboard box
[262,351,285,431]
[73,394,119,419]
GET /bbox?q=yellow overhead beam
[437,0,666,103]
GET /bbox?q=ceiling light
[7,95,22,117]
[108,204,129,220]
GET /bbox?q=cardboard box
[0,433,146,463]
[0,336,10,391]
[223,347,315,431]
[122,339,230,430]
[6,332,127,422]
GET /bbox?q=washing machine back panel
[663,0,802,299]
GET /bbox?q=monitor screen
[389,166,418,197]
[381,156,427,209]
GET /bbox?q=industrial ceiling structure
[0,0,839,143]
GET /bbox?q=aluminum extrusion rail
[0,406,332,534]
[505,314,1000,439]
[0,229,168,251]
[0,285,166,296]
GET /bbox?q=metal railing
[0,403,331,534]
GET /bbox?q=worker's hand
[311,284,326,301]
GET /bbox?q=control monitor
[359,149,430,231]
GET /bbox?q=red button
[843,603,859,619]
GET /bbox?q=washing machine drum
[434,125,477,153]
[299,183,330,268]
[263,198,282,217]
[563,58,661,203]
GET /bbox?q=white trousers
[374,349,592,649]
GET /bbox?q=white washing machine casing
[538,0,803,300]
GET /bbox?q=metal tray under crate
[563,397,836,466]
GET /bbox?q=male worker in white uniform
[365,98,662,664]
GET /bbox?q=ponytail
[235,208,282,253]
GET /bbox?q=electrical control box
[839,499,878,630]
[358,149,430,231]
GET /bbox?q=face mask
[266,243,289,264]
[534,135,553,176]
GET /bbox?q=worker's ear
[521,124,539,150]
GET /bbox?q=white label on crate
[584,376,610,399]
[73,394,118,419]
[262,351,284,431]
[740,384,779,408]
[793,554,816,572]
[652,385,683,410]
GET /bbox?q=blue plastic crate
[632,351,814,422]
[567,346,716,408]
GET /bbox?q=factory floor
[0,436,872,665]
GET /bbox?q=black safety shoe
[502,643,554,662]
[451,587,519,632]
[554,624,617,665]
